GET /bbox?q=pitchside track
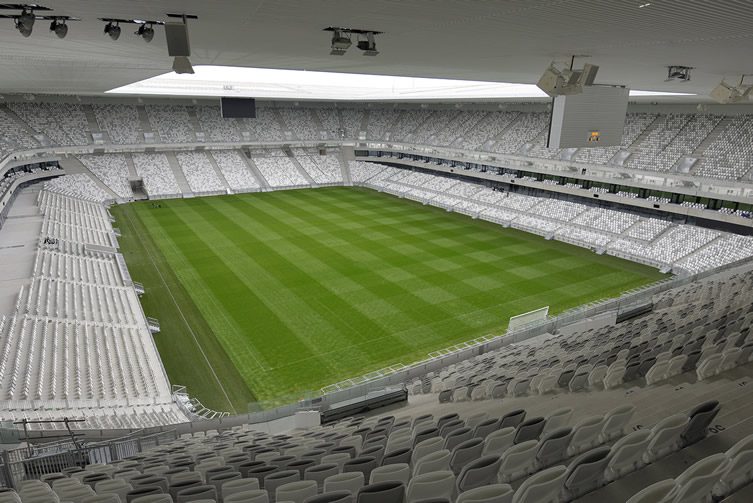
[112,187,665,413]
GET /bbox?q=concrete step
[241,155,271,189]
[203,151,232,192]
[57,157,119,200]
[162,151,192,194]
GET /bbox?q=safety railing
[0,429,177,489]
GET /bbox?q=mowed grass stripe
[117,187,666,409]
[174,200,402,380]
[235,194,477,331]
[187,196,462,389]
[114,204,254,412]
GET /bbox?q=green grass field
[112,187,666,413]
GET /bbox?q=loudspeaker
[165,22,190,57]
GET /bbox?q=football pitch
[112,187,666,413]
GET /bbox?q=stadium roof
[0,0,752,101]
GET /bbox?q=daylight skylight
[108,65,694,100]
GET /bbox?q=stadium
[0,1,753,501]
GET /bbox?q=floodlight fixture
[14,8,34,36]
[330,29,351,55]
[324,27,381,56]
[666,65,693,82]
[136,22,155,42]
[537,58,599,96]
[357,32,378,56]
[49,18,66,38]
[104,21,120,40]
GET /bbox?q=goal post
[508,306,549,331]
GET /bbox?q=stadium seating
[0,189,184,428]
[253,156,309,188]
[92,104,143,145]
[210,150,261,191]
[352,161,753,272]
[196,106,242,143]
[146,105,196,144]
[292,149,343,184]
[1,102,753,185]
[175,151,226,194]
[78,154,133,199]
[132,153,182,197]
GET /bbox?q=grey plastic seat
[264,470,300,502]
[359,446,384,466]
[406,471,455,503]
[302,491,352,503]
[672,453,729,503]
[175,485,216,503]
[682,350,702,372]
[381,447,412,466]
[246,465,280,489]
[304,464,339,490]
[500,410,525,430]
[714,435,753,498]
[535,427,573,468]
[131,495,173,503]
[437,413,460,430]
[163,469,190,484]
[81,494,119,503]
[600,405,636,442]
[457,484,513,503]
[473,418,501,439]
[287,460,316,479]
[646,414,689,462]
[563,447,611,499]
[269,456,297,470]
[413,449,451,476]
[275,480,318,503]
[568,371,589,392]
[206,471,240,496]
[682,400,721,446]
[542,408,572,436]
[456,455,503,493]
[450,438,484,475]
[321,454,351,472]
[82,473,111,489]
[637,356,657,378]
[133,475,169,493]
[498,441,538,483]
[482,428,516,456]
[622,361,642,382]
[514,417,545,444]
[566,415,605,457]
[355,481,405,503]
[127,487,164,503]
[223,490,270,503]
[512,465,566,503]
[439,420,465,438]
[413,427,440,447]
[95,479,133,502]
[221,478,260,500]
[323,472,364,496]
[444,427,474,451]
[412,437,444,466]
[625,479,677,503]
[604,429,652,482]
[238,462,267,478]
[557,369,575,388]
[368,464,409,485]
[342,457,378,483]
